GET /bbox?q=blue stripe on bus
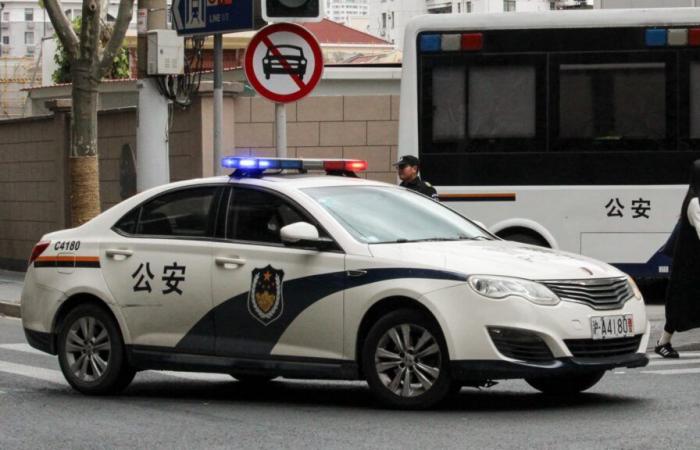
[611,249,672,279]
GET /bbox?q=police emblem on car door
[248,265,284,325]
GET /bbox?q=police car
[21,157,649,409]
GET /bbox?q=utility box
[147,30,185,75]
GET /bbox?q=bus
[398,7,700,280]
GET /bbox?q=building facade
[368,0,592,48]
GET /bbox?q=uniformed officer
[393,155,439,200]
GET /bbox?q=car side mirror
[280,222,334,250]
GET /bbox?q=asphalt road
[1,315,699,450]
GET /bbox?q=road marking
[0,361,66,385]
[159,371,231,381]
[648,351,700,359]
[641,367,700,375]
[0,343,48,356]
[647,358,700,366]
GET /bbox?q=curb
[0,301,20,318]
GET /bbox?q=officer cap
[393,155,420,167]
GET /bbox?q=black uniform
[401,177,439,200]
[665,164,700,333]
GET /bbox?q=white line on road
[0,360,66,385]
[648,351,700,359]
[647,358,700,366]
[0,343,48,356]
[641,368,700,375]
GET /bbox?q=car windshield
[302,185,493,244]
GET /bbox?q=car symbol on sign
[262,45,307,80]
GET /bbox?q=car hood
[369,240,624,281]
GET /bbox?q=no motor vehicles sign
[244,23,324,103]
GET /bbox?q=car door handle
[215,256,246,268]
[105,249,133,259]
[347,270,367,277]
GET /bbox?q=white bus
[398,8,700,280]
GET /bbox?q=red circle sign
[244,23,324,103]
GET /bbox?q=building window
[25,8,33,22]
[381,12,386,29]
[550,1,556,9]
[504,0,516,12]
[467,1,472,12]
[25,31,34,45]
[458,3,461,12]
[2,36,8,45]
[391,11,394,29]
[2,11,9,22]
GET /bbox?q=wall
[0,112,68,271]
[234,94,399,184]
[0,96,209,271]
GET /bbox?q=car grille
[541,277,633,310]
[565,335,642,358]
[488,327,554,363]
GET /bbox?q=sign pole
[213,32,224,175]
[275,102,287,158]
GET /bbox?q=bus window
[432,66,466,141]
[559,62,666,140]
[469,65,536,138]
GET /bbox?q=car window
[227,187,319,245]
[132,187,218,238]
[303,185,491,244]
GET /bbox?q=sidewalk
[0,270,23,317]
[1,269,699,350]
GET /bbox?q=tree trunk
[69,59,101,227]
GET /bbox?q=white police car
[21,157,649,409]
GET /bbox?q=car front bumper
[451,352,648,382]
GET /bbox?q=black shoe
[655,343,679,359]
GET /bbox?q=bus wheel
[500,232,549,248]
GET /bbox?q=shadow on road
[58,377,648,412]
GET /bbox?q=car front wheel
[57,304,135,395]
[526,370,605,395]
[362,309,454,409]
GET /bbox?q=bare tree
[44,0,134,226]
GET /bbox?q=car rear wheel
[361,309,454,409]
[525,371,605,395]
[57,304,135,395]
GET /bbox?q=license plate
[590,315,634,340]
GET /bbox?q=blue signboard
[172,0,253,36]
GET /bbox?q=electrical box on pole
[262,0,324,23]
[147,30,185,75]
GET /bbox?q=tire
[57,304,135,395]
[525,371,605,395]
[361,309,454,409]
[230,373,277,384]
[502,232,549,248]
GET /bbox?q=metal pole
[213,33,223,175]
[275,102,287,158]
[136,0,170,192]
[0,3,4,56]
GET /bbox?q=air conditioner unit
[26,22,34,30]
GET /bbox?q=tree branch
[97,0,135,78]
[43,0,80,60]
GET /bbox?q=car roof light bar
[221,157,368,178]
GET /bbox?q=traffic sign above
[244,23,323,103]
[172,0,254,36]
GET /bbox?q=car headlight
[627,276,643,301]
[468,275,560,306]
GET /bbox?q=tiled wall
[233,95,400,184]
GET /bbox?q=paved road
[1,316,699,449]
